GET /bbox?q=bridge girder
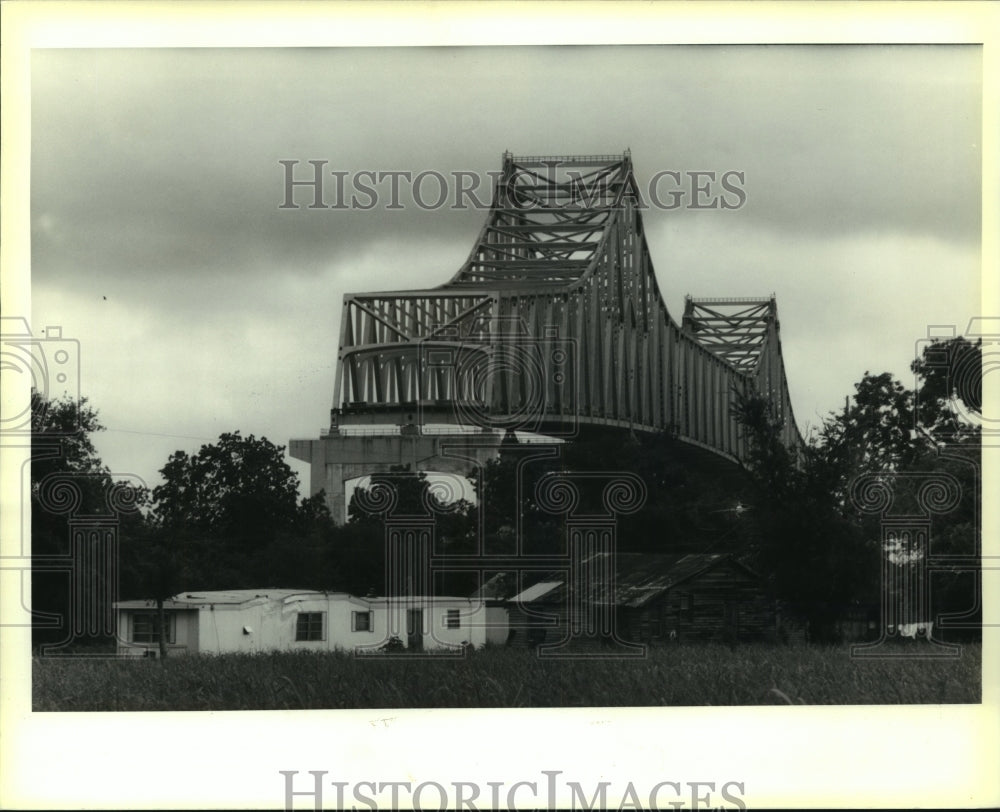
[294,152,802,518]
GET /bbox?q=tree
[816,372,920,496]
[731,389,878,639]
[31,392,150,648]
[911,335,982,442]
[346,467,477,595]
[152,431,303,544]
[731,335,983,641]
[141,432,332,610]
[476,443,561,557]
[30,392,106,480]
[729,389,799,501]
[909,336,982,637]
[118,521,180,659]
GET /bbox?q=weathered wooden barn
[500,553,782,648]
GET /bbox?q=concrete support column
[322,461,348,526]
[290,433,503,525]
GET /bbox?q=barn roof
[508,581,563,603]
[505,553,754,609]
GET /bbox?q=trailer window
[352,611,373,632]
[131,612,174,644]
[296,612,325,641]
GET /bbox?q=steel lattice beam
[326,151,801,459]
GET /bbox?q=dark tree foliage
[817,372,921,497]
[128,432,332,605]
[476,443,562,557]
[319,520,391,597]
[557,430,752,555]
[345,466,477,595]
[911,335,982,440]
[908,336,982,636]
[31,392,150,648]
[348,467,470,524]
[730,388,878,639]
[336,428,758,599]
[730,335,982,641]
[152,432,303,545]
[30,393,106,480]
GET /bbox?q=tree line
[30,335,982,649]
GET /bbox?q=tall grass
[32,643,981,711]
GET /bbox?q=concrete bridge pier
[289,431,505,525]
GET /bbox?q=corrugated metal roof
[509,581,564,604]
[508,553,742,608]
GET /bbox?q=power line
[103,428,217,443]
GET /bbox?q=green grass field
[32,643,981,711]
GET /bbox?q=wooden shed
[504,553,780,648]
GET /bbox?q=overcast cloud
[29,45,982,495]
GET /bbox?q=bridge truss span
[296,152,801,520]
[333,152,800,452]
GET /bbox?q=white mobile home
[114,590,507,657]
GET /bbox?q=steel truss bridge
[292,152,801,523]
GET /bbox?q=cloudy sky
[29,45,982,498]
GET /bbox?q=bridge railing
[321,425,565,443]
[505,153,628,164]
[684,295,776,305]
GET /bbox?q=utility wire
[103,428,217,442]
